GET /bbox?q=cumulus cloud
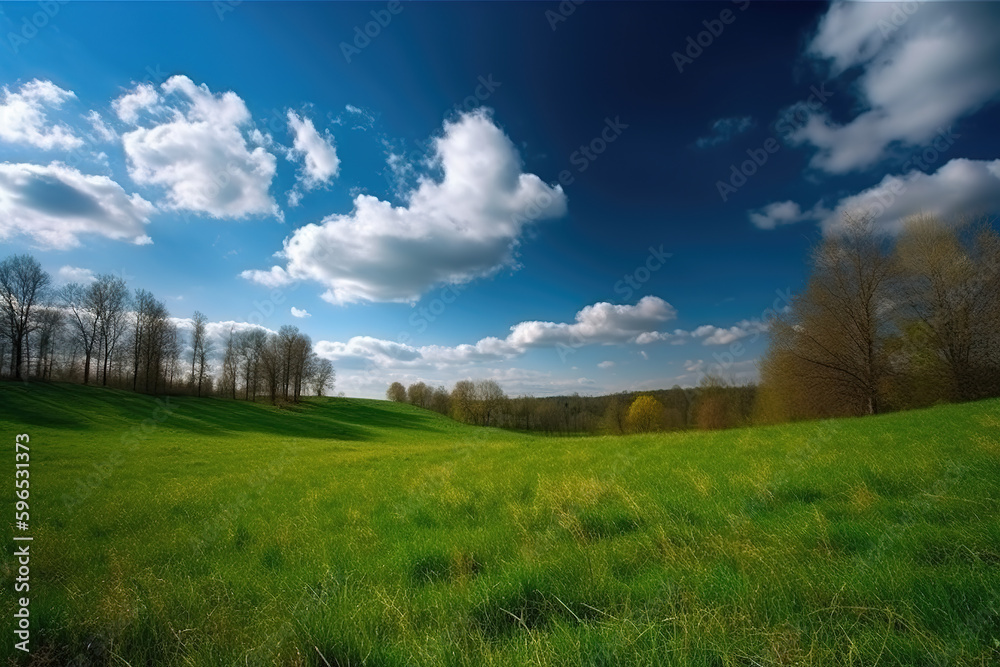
[597,360,615,369]
[749,200,811,230]
[112,83,160,125]
[635,317,769,346]
[696,116,754,148]
[691,321,767,346]
[791,2,1000,173]
[120,75,279,219]
[85,111,117,142]
[290,306,311,318]
[57,265,96,284]
[0,80,83,150]
[751,158,1000,235]
[239,265,293,288]
[286,110,340,204]
[506,296,677,348]
[0,162,155,249]
[244,108,567,303]
[820,158,1000,234]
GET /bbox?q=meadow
[2,381,998,665]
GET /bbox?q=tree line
[0,254,335,402]
[385,376,757,434]
[386,213,1000,434]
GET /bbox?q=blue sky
[2,1,1000,397]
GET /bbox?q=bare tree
[238,329,267,401]
[94,274,129,386]
[260,333,282,404]
[190,311,210,396]
[0,254,51,380]
[32,305,64,380]
[62,282,102,385]
[222,326,239,399]
[312,358,335,396]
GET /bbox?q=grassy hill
[2,382,998,665]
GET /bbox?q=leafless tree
[190,311,210,396]
[94,274,129,386]
[0,254,51,380]
[62,282,102,385]
[312,358,335,396]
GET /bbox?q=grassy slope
[1,382,998,666]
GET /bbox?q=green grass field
[2,382,998,666]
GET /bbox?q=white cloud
[85,111,117,143]
[57,265,96,284]
[121,75,279,219]
[749,200,810,230]
[343,104,375,130]
[506,296,677,348]
[752,158,1000,235]
[635,317,769,347]
[290,306,311,318]
[112,83,160,124]
[0,162,155,249]
[286,111,340,201]
[0,80,82,150]
[239,265,293,288]
[597,360,615,369]
[244,108,567,303]
[824,158,1000,234]
[792,2,1000,173]
[696,116,754,148]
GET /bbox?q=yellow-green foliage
[625,394,662,433]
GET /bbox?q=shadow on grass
[0,381,447,442]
